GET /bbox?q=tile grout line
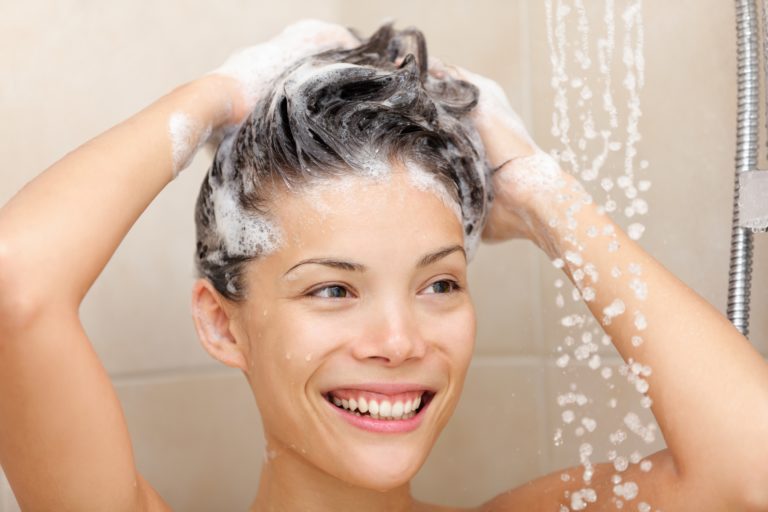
[110,364,239,386]
[518,0,554,477]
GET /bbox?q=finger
[428,57,463,81]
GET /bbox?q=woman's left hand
[429,60,575,255]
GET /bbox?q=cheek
[429,303,476,368]
[248,308,328,361]
[244,314,309,392]
[245,310,347,398]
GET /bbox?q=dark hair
[194,23,492,301]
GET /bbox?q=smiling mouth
[323,389,435,421]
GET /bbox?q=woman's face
[229,168,476,490]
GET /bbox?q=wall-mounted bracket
[738,169,768,232]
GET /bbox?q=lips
[322,385,436,433]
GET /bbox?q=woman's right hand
[429,61,538,168]
[210,19,360,126]
[429,60,576,255]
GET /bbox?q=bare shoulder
[478,449,683,512]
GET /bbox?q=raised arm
[437,64,768,511]
[0,20,357,511]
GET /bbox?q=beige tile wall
[0,0,760,510]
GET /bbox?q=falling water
[544,1,657,510]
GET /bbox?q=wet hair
[194,23,493,301]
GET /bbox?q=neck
[250,440,416,512]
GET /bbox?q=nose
[351,301,428,366]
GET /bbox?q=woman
[0,19,766,512]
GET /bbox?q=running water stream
[544,1,657,510]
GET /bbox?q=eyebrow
[416,244,466,268]
[282,244,466,278]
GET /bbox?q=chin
[324,429,442,492]
[341,451,426,492]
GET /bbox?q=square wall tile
[115,370,264,511]
[412,358,546,507]
[527,0,745,349]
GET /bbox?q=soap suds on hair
[212,184,282,258]
[405,161,463,227]
[195,23,492,300]
[208,138,283,260]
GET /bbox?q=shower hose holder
[738,170,768,232]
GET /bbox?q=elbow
[740,461,768,512]
[734,428,768,512]
[741,491,768,512]
[0,239,43,333]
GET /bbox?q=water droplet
[628,223,645,240]
[554,428,564,446]
[565,250,584,265]
[633,311,648,331]
[582,417,597,432]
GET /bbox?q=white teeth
[329,393,427,420]
[379,400,392,418]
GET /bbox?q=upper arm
[481,449,738,512]
[0,307,168,511]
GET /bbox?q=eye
[423,279,461,295]
[309,284,351,299]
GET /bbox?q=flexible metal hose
[728,0,758,336]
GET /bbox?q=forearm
[0,76,230,313]
[541,179,768,501]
